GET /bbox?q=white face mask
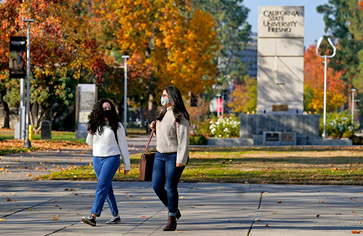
[161,96,170,106]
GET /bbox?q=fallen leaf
[352,231,361,234]
[265,224,270,227]
[52,215,59,220]
[277,201,282,204]
[0,218,4,221]
[316,215,320,217]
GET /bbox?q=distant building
[241,32,257,78]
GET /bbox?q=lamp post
[316,37,336,139]
[216,94,221,117]
[351,88,356,124]
[122,55,129,135]
[23,19,34,148]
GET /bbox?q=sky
[243,0,329,48]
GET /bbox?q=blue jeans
[91,155,120,217]
[152,152,185,216]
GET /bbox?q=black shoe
[82,215,96,226]
[106,215,121,224]
[176,209,181,219]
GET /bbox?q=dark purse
[139,131,155,181]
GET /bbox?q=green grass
[0,128,147,141]
[39,147,363,185]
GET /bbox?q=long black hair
[157,86,190,123]
[87,98,121,134]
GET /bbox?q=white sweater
[156,107,189,165]
[86,122,131,170]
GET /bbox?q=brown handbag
[139,131,156,181]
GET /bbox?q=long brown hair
[157,86,190,123]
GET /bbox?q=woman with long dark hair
[150,86,190,231]
[82,98,130,226]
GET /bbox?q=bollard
[29,125,34,141]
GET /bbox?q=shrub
[189,134,208,145]
[323,112,355,139]
[196,120,213,137]
[209,115,240,138]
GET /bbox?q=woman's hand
[176,163,184,168]
[124,169,130,175]
[150,121,156,130]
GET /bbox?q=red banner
[217,98,222,113]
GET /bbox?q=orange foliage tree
[100,0,219,98]
[0,0,109,130]
[228,75,257,113]
[304,45,346,113]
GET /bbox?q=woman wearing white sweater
[82,98,130,226]
[150,86,190,231]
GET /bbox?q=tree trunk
[0,89,10,128]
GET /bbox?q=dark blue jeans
[152,152,185,216]
[91,155,120,217]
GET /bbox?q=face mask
[161,96,170,106]
[103,110,112,118]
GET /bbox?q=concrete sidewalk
[1,181,363,235]
[1,140,363,235]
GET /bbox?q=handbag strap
[143,131,154,154]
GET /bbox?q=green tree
[193,0,251,94]
[317,0,363,115]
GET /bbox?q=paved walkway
[1,137,363,235]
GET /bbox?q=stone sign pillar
[75,84,97,139]
[257,6,304,114]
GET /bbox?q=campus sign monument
[257,6,304,114]
[239,6,350,146]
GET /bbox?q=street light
[351,88,356,124]
[23,18,34,148]
[316,37,336,139]
[122,55,129,135]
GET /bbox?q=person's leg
[164,153,185,216]
[91,155,120,217]
[152,152,168,207]
[105,181,119,216]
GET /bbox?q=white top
[86,122,131,170]
[156,107,189,165]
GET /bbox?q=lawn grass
[40,146,363,185]
[0,128,146,141]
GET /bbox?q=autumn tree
[97,0,219,120]
[0,0,24,128]
[304,45,346,113]
[228,75,256,113]
[0,0,110,131]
